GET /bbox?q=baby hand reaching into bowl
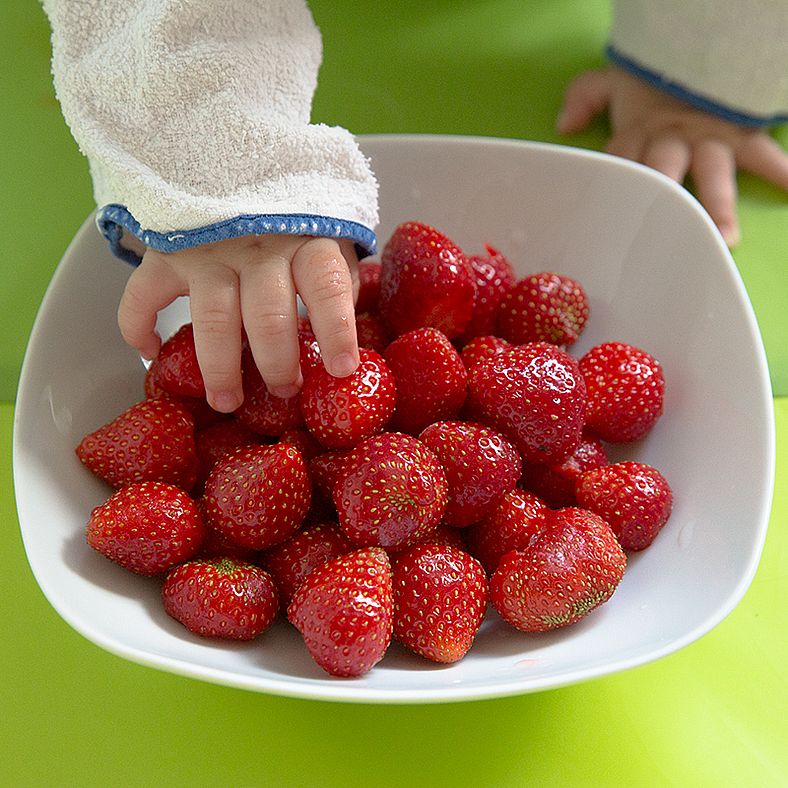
[118,234,361,413]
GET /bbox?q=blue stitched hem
[606,45,788,128]
[96,204,378,266]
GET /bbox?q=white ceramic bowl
[13,135,775,703]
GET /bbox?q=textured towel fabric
[43,0,379,259]
[609,0,788,126]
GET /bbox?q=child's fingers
[642,135,692,183]
[690,139,739,246]
[239,250,302,399]
[736,133,788,191]
[605,130,646,163]
[557,70,612,134]
[291,238,359,378]
[118,251,186,360]
[187,266,244,412]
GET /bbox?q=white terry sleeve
[42,0,379,261]
[608,0,788,126]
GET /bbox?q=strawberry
[354,312,389,353]
[418,420,521,527]
[147,322,205,398]
[194,419,261,488]
[464,489,548,574]
[468,342,587,465]
[490,507,626,632]
[260,521,353,607]
[520,430,608,509]
[76,397,198,490]
[299,347,396,450]
[203,443,311,550]
[392,544,488,663]
[288,547,393,677]
[144,365,226,430]
[277,428,322,463]
[384,327,467,435]
[459,244,516,342]
[575,461,673,551]
[334,432,448,549]
[235,348,304,437]
[460,334,513,371]
[86,481,205,575]
[356,260,382,314]
[378,221,476,339]
[162,558,278,640]
[308,449,356,500]
[387,521,467,561]
[579,342,665,443]
[497,272,589,347]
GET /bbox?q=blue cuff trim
[97,204,378,266]
[606,45,788,128]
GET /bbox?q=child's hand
[118,234,360,413]
[557,66,788,246]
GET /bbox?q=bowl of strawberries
[14,135,774,702]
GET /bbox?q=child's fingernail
[270,382,301,400]
[329,352,359,377]
[212,391,242,413]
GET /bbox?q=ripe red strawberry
[468,342,587,465]
[148,322,205,398]
[288,547,393,677]
[387,521,467,561]
[203,443,311,550]
[520,431,608,509]
[86,481,205,575]
[144,365,226,430]
[308,449,356,500]
[277,428,322,462]
[356,260,382,314]
[490,507,626,632]
[497,272,589,347]
[459,244,516,342]
[575,461,673,551]
[260,521,353,607]
[235,348,304,437]
[460,334,513,371]
[378,221,476,339]
[162,558,278,640]
[334,432,448,549]
[194,419,260,487]
[299,347,396,449]
[76,397,198,490]
[418,421,521,527]
[355,312,389,353]
[392,544,488,663]
[464,489,548,574]
[579,342,665,443]
[384,327,467,435]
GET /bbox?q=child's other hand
[557,66,788,246]
[118,234,360,413]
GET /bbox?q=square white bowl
[13,135,775,703]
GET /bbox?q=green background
[2,2,786,785]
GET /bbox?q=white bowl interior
[13,136,775,702]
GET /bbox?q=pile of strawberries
[76,221,673,678]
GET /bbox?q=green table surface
[2,2,786,785]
